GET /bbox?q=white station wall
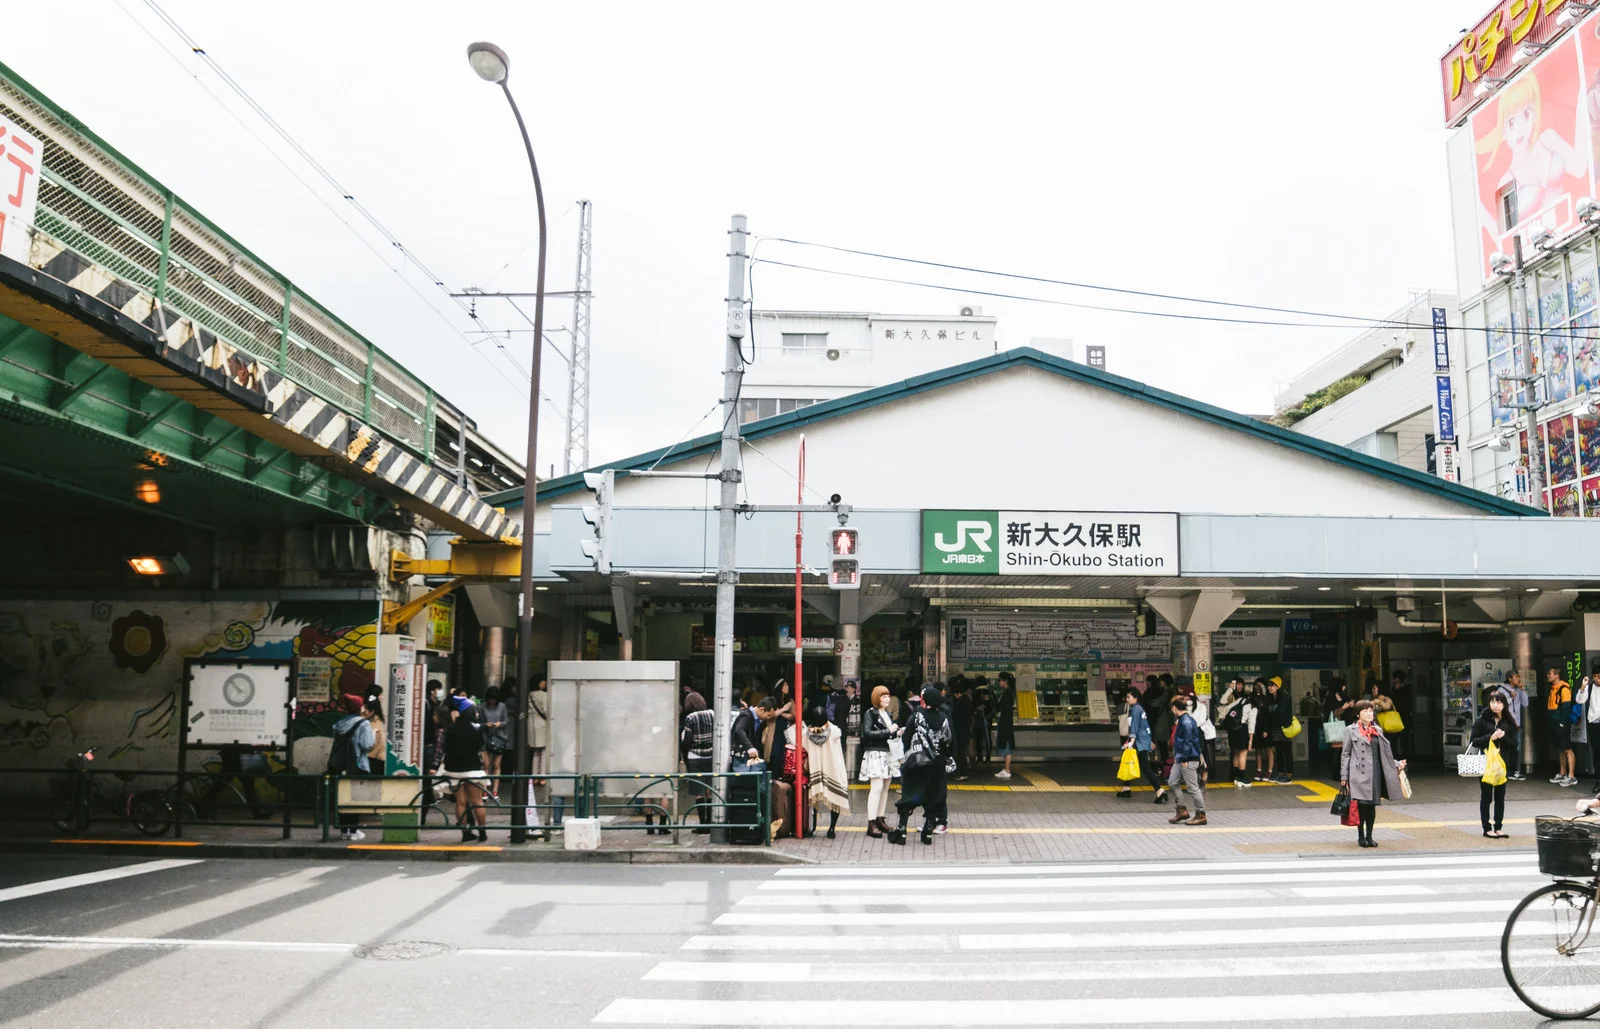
[535,365,1486,524]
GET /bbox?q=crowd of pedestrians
[319,658,1598,850]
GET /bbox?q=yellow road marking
[349,844,505,852]
[52,839,203,847]
[822,817,1532,836]
[851,778,1338,798]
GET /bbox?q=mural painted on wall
[0,599,377,769]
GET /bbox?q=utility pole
[564,200,593,475]
[1513,238,1546,503]
[712,215,748,834]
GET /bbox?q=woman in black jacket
[889,685,952,846]
[1471,689,1518,839]
[859,685,902,838]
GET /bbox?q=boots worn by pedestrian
[1168,806,1190,824]
[1186,813,1208,826]
[866,818,884,839]
[920,823,935,845]
[887,815,909,845]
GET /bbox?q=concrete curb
[0,839,811,865]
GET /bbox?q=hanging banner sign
[921,510,1179,576]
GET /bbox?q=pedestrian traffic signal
[581,469,614,574]
[829,527,859,591]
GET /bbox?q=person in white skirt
[859,685,902,838]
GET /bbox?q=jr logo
[921,511,1000,574]
[934,521,994,553]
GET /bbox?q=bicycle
[48,747,170,837]
[1501,814,1600,1019]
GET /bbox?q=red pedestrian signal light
[829,527,860,591]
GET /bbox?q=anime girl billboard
[1474,35,1588,282]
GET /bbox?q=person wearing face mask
[859,685,904,838]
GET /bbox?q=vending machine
[1442,658,1510,764]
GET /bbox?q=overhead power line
[127,0,533,397]
[753,252,1600,344]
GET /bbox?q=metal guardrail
[0,767,772,846]
[0,61,451,459]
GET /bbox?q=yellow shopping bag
[1482,742,1507,786]
[1117,747,1141,782]
[1377,710,1405,734]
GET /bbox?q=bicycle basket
[1535,816,1600,877]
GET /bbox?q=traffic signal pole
[793,436,807,839]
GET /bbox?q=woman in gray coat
[1340,699,1407,848]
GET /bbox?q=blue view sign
[1431,307,1456,444]
[1431,306,1450,372]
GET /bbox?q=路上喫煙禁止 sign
[921,511,1179,576]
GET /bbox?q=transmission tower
[563,200,593,475]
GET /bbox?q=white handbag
[1323,718,1347,746]
[887,737,905,764]
[1457,745,1486,778]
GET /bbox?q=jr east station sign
[921,511,1180,576]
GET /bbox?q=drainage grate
[352,940,454,961]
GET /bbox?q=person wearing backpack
[326,693,375,841]
[888,685,952,846]
[1217,679,1255,789]
[1548,667,1578,788]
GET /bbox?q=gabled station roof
[491,347,1535,517]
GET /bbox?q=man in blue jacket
[1166,697,1208,826]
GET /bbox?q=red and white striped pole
[792,435,807,839]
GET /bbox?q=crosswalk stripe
[644,947,1511,982]
[758,864,1540,892]
[593,987,1575,1024]
[713,897,1515,927]
[733,880,1533,907]
[683,920,1511,952]
[769,852,1531,879]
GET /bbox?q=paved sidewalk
[775,761,1581,862]
[3,763,1584,864]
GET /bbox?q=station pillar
[1511,628,1538,775]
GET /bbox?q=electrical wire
[127,0,534,396]
[753,257,1600,346]
[647,401,723,472]
[764,236,1395,325]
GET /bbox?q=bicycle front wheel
[130,791,172,837]
[1503,880,1600,1020]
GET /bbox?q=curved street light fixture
[468,40,547,845]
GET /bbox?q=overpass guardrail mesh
[0,61,444,458]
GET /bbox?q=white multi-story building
[1276,292,1460,475]
[738,308,1000,423]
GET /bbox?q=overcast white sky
[8,1,1486,471]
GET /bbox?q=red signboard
[1442,0,1588,126]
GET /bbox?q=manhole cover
[352,940,454,961]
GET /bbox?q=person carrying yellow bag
[1470,689,1518,839]
[1117,746,1141,783]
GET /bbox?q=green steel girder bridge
[0,61,522,579]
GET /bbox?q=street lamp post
[468,40,546,845]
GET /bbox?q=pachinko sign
[1442,0,1586,127]
[1465,18,1600,280]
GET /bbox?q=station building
[493,347,1600,771]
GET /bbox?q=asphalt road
[0,850,1594,1027]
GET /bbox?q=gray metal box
[547,660,679,799]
